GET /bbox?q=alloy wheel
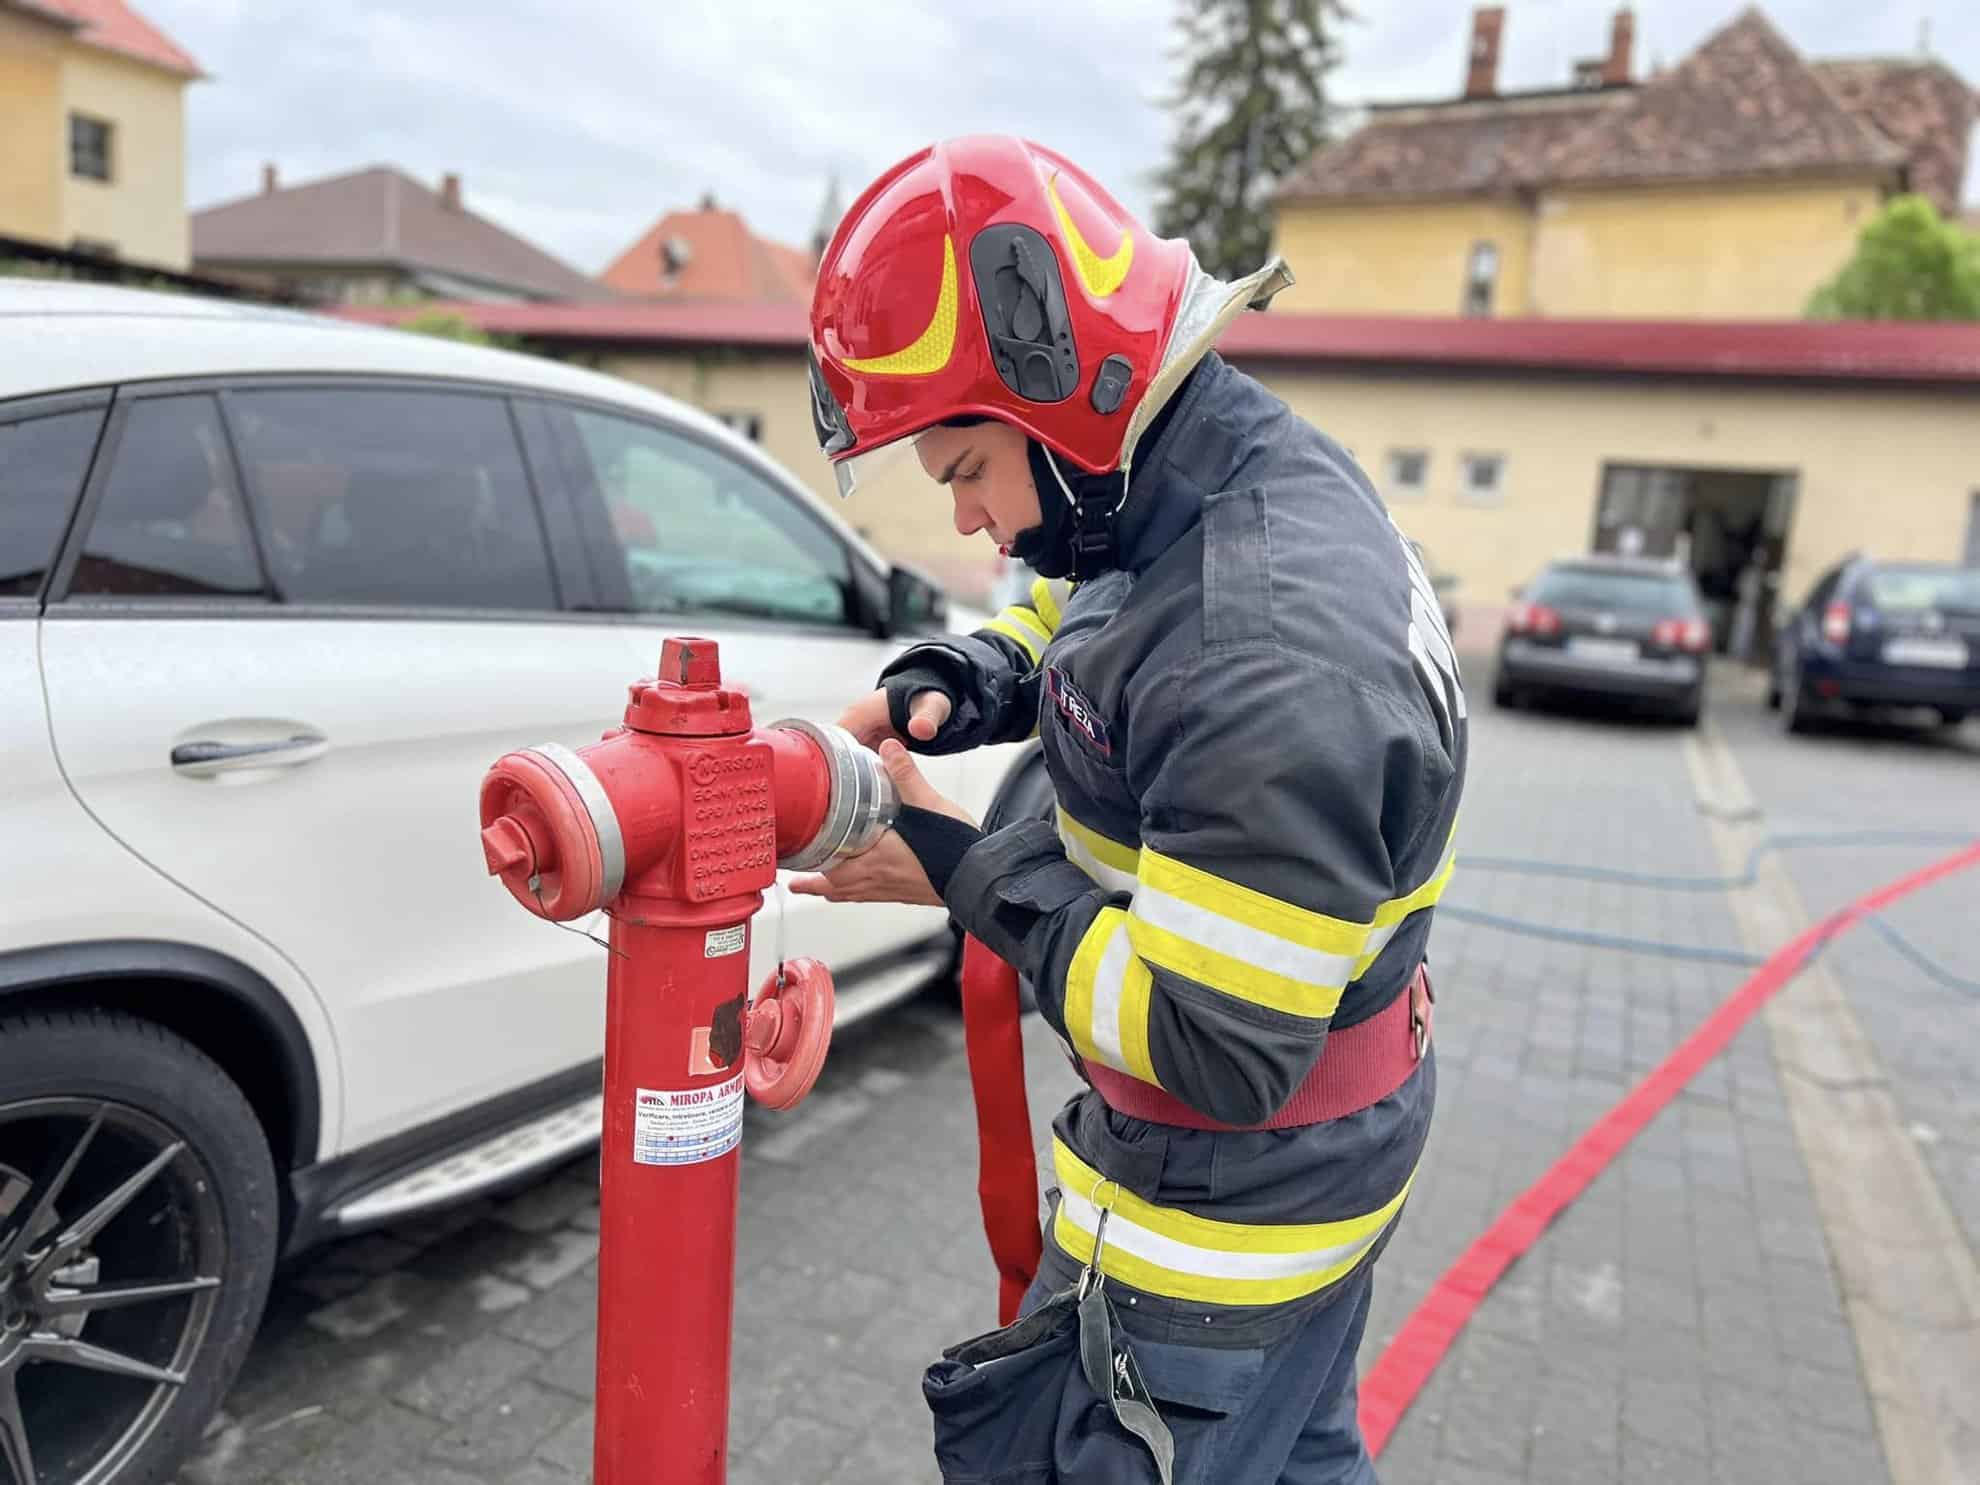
[0,1100,225,1485]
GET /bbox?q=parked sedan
[1493,556,1711,724]
[1770,555,1980,733]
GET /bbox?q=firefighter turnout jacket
[885,350,1468,1346]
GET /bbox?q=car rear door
[38,378,633,1150]
[525,396,964,983]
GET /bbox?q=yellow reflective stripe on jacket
[985,614,1045,664]
[1352,828,1460,978]
[1126,915,1349,1021]
[1057,808,1139,895]
[1060,821,1460,1026]
[1030,576,1065,631]
[1052,1140,1414,1306]
[1063,908,1161,1085]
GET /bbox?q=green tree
[1152,0,1350,282]
[398,308,520,348]
[1806,195,1980,321]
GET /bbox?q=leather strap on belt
[1085,966,1433,1131]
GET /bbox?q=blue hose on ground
[1442,828,1979,991]
[1458,828,1979,893]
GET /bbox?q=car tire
[0,1008,278,1485]
[1782,664,1814,735]
[1765,673,1781,710]
[1675,694,1704,729]
[1937,709,1969,728]
[1492,678,1518,709]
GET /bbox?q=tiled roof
[14,0,202,78]
[1814,58,1978,215]
[191,167,609,302]
[1283,8,1916,203]
[1279,93,1624,199]
[601,208,816,302]
[1545,10,1904,188]
[331,299,1980,387]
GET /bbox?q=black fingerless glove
[890,806,986,900]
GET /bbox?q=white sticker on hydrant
[633,1074,744,1166]
[704,925,746,958]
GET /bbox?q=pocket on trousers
[1128,1337,1265,1420]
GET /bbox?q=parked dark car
[1770,555,1980,733]
[1494,556,1711,724]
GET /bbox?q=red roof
[1216,313,1980,384]
[24,0,202,77]
[333,300,1980,386]
[600,207,815,302]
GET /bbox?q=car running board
[325,944,946,1231]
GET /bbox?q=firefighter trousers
[1009,1259,1381,1484]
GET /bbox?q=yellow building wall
[1246,365,1975,622]
[0,14,68,246]
[591,350,995,604]
[1272,199,1534,316]
[1529,179,1880,319]
[59,47,189,268]
[578,346,1974,633]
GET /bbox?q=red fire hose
[959,936,1044,1324]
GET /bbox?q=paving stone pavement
[175,658,1976,1484]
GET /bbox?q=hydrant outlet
[770,719,899,872]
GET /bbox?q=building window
[1463,240,1498,317]
[1385,448,1429,500]
[1459,453,1505,505]
[712,411,763,443]
[69,114,113,182]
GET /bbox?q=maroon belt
[1084,966,1433,1131]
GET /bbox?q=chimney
[1464,7,1505,100]
[441,172,462,211]
[261,162,278,194]
[1603,7,1635,86]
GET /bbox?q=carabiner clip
[1077,1179,1120,1301]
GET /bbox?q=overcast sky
[148,0,1979,278]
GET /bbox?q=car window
[0,405,105,599]
[1864,565,1980,613]
[67,395,267,599]
[1805,569,1842,610]
[1529,567,1698,615]
[556,407,852,627]
[225,387,557,610]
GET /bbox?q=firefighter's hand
[788,742,974,907]
[838,687,952,748]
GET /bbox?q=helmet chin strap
[1041,446,1129,582]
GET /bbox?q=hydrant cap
[478,745,621,920]
[661,637,721,689]
[625,637,755,737]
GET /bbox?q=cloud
[150,0,1978,278]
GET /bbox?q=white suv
[0,280,1027,1485]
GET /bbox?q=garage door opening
[1592,464,1797,662]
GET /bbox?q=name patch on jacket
[1048,666,1112,757]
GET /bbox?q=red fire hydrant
[477,637,897,1485]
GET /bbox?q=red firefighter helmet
[808,136,1198,496]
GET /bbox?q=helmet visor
[806,344,856,461]
[829,433,929,500]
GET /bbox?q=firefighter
[790,135,1466,1484]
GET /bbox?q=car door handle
[170,733,330,776]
